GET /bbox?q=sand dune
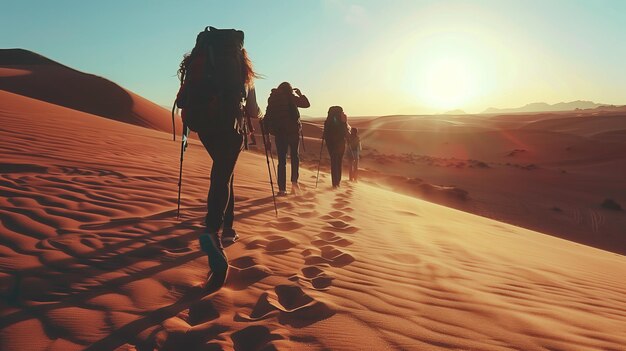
[522,115,626,137]
[295,110,626,256]
[2,74,626,350]
[0,49,179,134]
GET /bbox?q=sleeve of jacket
[293,94,311,108]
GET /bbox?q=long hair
[241,48,259,88]
[177,48,196,83]
[178,46,258,88]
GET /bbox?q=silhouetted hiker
[347,127,361,181]
[263,82,310,196]
[323,106,350,188]
[175,27,260,289]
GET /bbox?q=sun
[388,29,500,113]
[417,57,476,110]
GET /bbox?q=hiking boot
[221,228,239,244]
[199,233,229,290]
[277,190,288,197]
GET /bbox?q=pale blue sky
[3,0,626,115]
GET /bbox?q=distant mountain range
[443,109,467,115]
[482,101,607,114]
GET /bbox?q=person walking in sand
[264,82,310,196]
[323,106,350,188]
[176,27,260,289]
[346,127,361,181]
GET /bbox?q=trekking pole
[176,125,189,219]
[268,136,277,181]
[171,102,177,141]
[300,129,306,152]
[315,136,324,188]
[260,121,278,217]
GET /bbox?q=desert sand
[288,109,626,256]
[2,51,626,350]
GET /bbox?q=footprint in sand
[302,245,355,267]
[331,201,354,212]
[265,235,298,252]
[160,237,193,255]
[335,192,352,200]
[236,285,335,327]
[187,295,221,325]
[226,256,273,291]
[332,198,350,206]
[231,325,285,351]
[320,210,354,223]
[292,265,335,291]
[244,235,297,253]
[323,219,359,234]
[270,216,304,231]
[311,231,353,248]
[301,266,325,278]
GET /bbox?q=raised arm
[292,88,310,108]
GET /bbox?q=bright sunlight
[418,57,475,110]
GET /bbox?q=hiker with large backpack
[323,106,351,188]
[346,127,361,181]
[263,82,310,196]
[175,27,260,289]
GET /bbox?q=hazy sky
[3,0,626,116]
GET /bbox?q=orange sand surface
[2,89,626,350]
[291,109,626,255]
[2,50,626,350]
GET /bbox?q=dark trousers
[275,132,300,191]
[348,150,359,180]
[326,141,345,187]
[199,131,244,233]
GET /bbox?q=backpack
[263,89,300,136]
[324,115,347,145]
[348,134,360,150]
[175,27,246,135]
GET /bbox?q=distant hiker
[323,106,350,188]
[175,27,260,289]
[347,127,361,181]
[263,82,310,196]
